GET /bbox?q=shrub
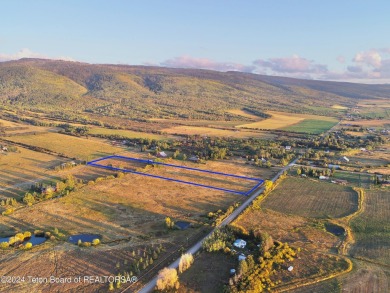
[24,242,33,250]
[179,253,194,273]
[156,268,179,291]
[0,242,9,249]
[15,233,25,242]
[2,208,14,216]
[92,239,100,246]
[23,231,32,238]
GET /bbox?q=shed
[288,266,294,272]
[238,254,246,261]
[156,151,167,158]
[189,156,200,162]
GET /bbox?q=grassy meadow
[237,111,338,133]
[262,177,358,218]
[6,132,124,160]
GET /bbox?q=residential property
[341,156,350,162]
[188,155,200,162]
[285,146,292,150]
[233,239,247,249]
[156,151,168,158]
[319,176,329,180]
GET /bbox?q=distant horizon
[3,57,389,86]
[1,1,390,84]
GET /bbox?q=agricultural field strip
[87,155,264,195]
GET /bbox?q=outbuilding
[233,239,247,249]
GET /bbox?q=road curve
[132,158,299,293]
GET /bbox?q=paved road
[135,158,299,293]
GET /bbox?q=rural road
[132,158,299,293]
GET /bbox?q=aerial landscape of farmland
[1,1,389,293]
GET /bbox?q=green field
[350,190,390,265]
[262,177,358,218]
[282,119,338,134]
[7,132,123,160]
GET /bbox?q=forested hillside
[1,58,389,121]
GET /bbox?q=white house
[233,239,247,249]
[342,156,350,162]
[288,266,294,272]
[285,146,291,150]
[156,151,168,158]
[319,176,329,180]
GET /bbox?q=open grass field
[0,146,65,197]
[226,109,262,120]
[262,177,358,218]
[237,111,338,133]
[332,171,373,188]
[92,156,264,195]
[290,260,389,293]
[1,156,271,240]
[0,118,19,127]
[235,208,341,252]
[161,125,275,138]
[349,118,390,128]
[88,127,173,140]
[6,132,124,160]
[332,104,348,110]
[358,99,390,109]
[282,119,338,134]
[179,252,236,293]
[350,190,390,265]
[150,118,246,128]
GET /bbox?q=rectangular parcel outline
[87,155,264,196]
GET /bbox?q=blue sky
[1,0,389,83]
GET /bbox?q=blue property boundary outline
[87,155,264,196]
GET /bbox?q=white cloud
[0,48,75,62]
[160,55,256,73]
[353,49,382,68]
[253,55,328,74]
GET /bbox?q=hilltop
[1,58,389,121]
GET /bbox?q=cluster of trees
[23,175,80,206]
[77,238,100,247]
[156,253,195,291]
[296,167,334,178]
[227,239,297,292]
[208,202,241,226]
[202,227,236,252]
[109,244,164,290]
[0,197,17,207]
[58,123,89,136]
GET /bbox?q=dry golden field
[161,125,275,138]
[6,132,124,160]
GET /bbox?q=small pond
[25,235,48,246]
[175,221,191,230]
[68,234,102,244]
[0,235,47,247]
[0,237,11,243]
[325,223,345,236]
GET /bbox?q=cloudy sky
[1,0,389,83]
